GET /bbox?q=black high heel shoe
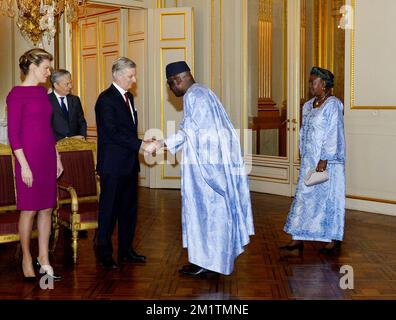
[319,240,342,255]
[280,241,304,252]
[22,260,37,282]
[35,259,63,281]
[23,275,37,282]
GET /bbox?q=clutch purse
[304,168,329,186]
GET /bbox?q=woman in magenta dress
[7,48,63,281]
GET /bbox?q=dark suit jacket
[49,92,87,141]
[95,84,141,176]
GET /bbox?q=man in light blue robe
[282,67,346,255]
[152,61,254,275]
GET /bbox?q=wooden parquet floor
[1,188,396,300]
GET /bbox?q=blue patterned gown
[165,83,254,275]
[284,96,345,242]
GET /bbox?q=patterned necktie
[59,97,69,119]
[124,93,135,124]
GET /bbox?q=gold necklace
[315,93,330,107]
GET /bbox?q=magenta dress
[6,86,57,211]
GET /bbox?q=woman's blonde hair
[19,48,53,76]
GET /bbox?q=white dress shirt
[54,91,68,111]
[112,82,135,124]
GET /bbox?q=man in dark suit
[95,57,151,269]
[49,69,87,141]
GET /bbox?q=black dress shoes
[35,259,63,281]
[179,264,198,272]
[22,262,37,282]
[118,250,146,263]
[100,257,120,269]
[319,240,342,255]
[23,275,37,283]
[280,241,304,252]
[179,264,214,276]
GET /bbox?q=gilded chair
[53,138,99,263]
[0,144,38,245]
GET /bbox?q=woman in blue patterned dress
[281,67,346,255]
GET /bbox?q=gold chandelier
[0,0,85,46]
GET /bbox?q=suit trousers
[97,171,138,259]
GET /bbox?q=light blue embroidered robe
[284,96,346,242]
[165,83,254,275]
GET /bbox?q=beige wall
[344,0,396,215]
[222,0,248,130]
[178,0,212,87]
[90,0,248,131]
[177,0,247,131]
[247,0,396,216]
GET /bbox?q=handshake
[141,139,165,154]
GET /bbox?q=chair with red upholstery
[52,138,99,263]
[0,144,38,246]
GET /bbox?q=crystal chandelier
[0,0,85,46]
